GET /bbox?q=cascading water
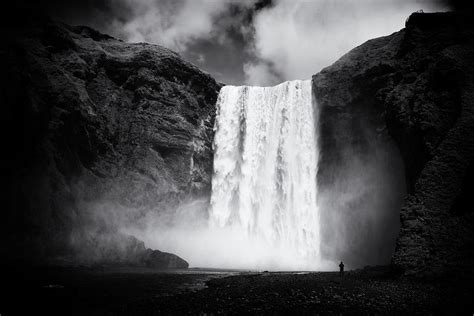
[128,78,401,270]
[209,80,321,268]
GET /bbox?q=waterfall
[209,80,321,266]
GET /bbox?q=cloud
[243,62,280,85]
[246,0,448,85]
[107,0,258,52]
[29,0,448,84]
[111,0,227,51]
[82,0,263,84]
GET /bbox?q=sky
[23,0,455,86]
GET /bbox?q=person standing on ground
[339,261,344,277]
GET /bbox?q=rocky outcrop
[0,16,220,266]
[144,248,189,269]
[70,233,189,268]
[313,12,474,276]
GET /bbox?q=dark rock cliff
[313,12,474,277]
[0,17,220,267]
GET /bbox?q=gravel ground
[120,268,474,315]
[1,266,473,315]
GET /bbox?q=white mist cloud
[111,0,256,52]
[124,199,335,270]
[246,0,448,85]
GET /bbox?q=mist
[123,199,334,270]
[318,135,406,268]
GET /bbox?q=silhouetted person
[339,261,344,277]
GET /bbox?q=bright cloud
[246,0,448,85]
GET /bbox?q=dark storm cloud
[12,0,451,85]
[13,0,125,28]
[182,0,275,84]
[440,0,474,11]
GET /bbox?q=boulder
[143,249,189,269]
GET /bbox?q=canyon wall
[314,12,474,276]
[0,17,220,266]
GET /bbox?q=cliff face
[313,12,474,276]
[0,17,220,266]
